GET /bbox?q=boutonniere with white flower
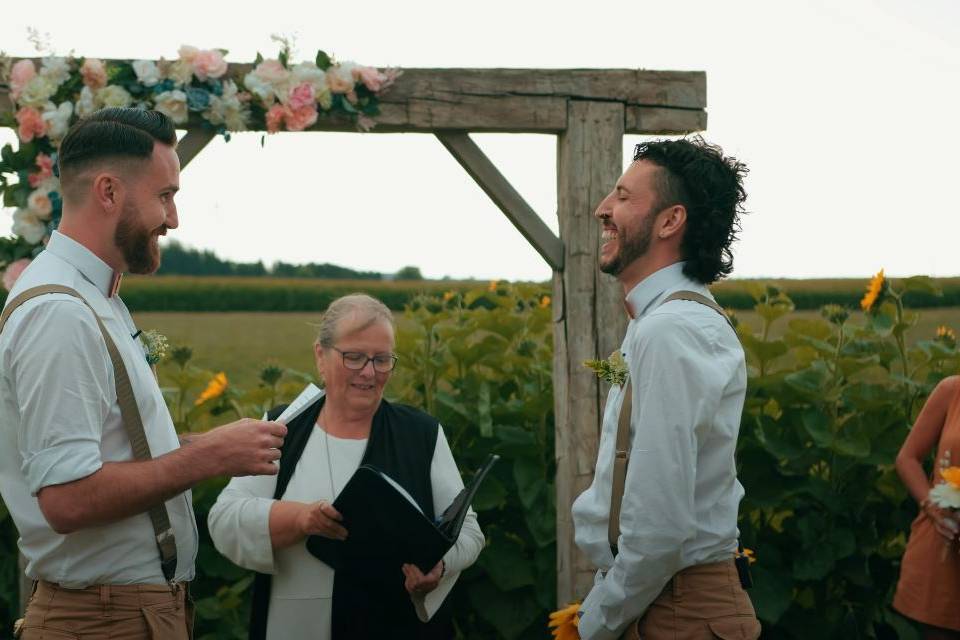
[583,350,628,386]
[139,330,169,365]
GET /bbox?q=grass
[134,307,960,390]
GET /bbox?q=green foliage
[737,279,956,639]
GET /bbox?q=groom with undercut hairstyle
[0,107,287,639]
[571,137,761,640]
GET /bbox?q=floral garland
[0,44,399,289]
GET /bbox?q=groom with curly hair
[571,137,761,640]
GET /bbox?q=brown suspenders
[608,290,734,552]
[0,285,178,582]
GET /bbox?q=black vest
[248,396,454,640]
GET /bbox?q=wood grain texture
[554,100,627,603]
[176,129,216,169]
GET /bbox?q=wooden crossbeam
[436,131,564,271]
[176,129,216,169]
[0,62,707,135]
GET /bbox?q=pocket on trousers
[141,602,189,640]
[708,618,762,640]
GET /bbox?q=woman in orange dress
[894,375,960,639]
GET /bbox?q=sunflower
[860,269,887,313]
[540,295,552,308]
[936,325,957,348]
[195,372,228,405]
[941,466,960,490]
[547,602,580,640]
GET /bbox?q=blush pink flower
[326,64,356,94]
[283,104,317,132]
[192,49,228,80]
[265,104,286,133]
[15,107,46,142]
[287,82,316,110]
[255,59,289,85]
[356,66,385,92]
[81,58,108,90]
[28,153,55,188]
[10,59,37,100]
[2,258,31,292]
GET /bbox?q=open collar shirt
[571,262,748,640]
[0,231,198,587]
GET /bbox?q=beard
[599,211,656,276]
[114,201,164,275]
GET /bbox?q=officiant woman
[208,294,484,640]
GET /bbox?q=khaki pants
[622,560,761,640]
[19,580,193,640]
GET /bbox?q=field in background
[134,307,960,390]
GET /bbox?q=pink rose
[356,66,384,93]
[28,153,54,188]
[192,49,228,80]
[265,104,286,133]
[2,259,31,292]
[283,104,317,132]
[81,58,108,90]
[287,82,316,110]
[10,59,37,100]
[15,107,46,142]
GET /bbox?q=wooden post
[554,100,627,604]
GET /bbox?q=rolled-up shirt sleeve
[577,314,723,640]
[208,473,279,574]
[9,299,112,495]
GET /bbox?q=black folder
[306,454,499,574]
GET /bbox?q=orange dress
[893,382,960,631]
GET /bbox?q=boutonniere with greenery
[583,350,628,386]
[140,330,170,365]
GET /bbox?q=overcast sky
[2,0,958,281]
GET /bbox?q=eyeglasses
[332,347,399,373]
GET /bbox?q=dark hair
[57,108,176,198]
[633,136,748,284]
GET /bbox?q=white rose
[166,60,194,86]
[132,60,161,86]
[97,85,133,109]
[35,176,60,195]
[292,62,329,94]
[40,57,71,87]
[42,101,73,141]
[27,189,53,220]
[326,62,356,94]
[243,71,276,104]
[12,209,47,244]
[154,90,188,124]
[204,81,248,131]
[76,86,97,118]
[17,76,58,108]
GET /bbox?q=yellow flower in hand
[941,466,960,490]
[548,601,581,640]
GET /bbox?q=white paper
[377,469,424,515]
[411,570,460,622]
[275,383,324,425]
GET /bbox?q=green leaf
[477,534,536,592]
[467,581,540,640]
[315,50,332,70]
[801,409,833,448]
[472,474,507,511]
[793,549,835,581]
[477,381,493,437]
[512,457,543,509]
[750,565,793,624]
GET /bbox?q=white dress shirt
[208,422,484,640]
[572,262,747,640]
[0,231,198,587]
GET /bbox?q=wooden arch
[1,62,707,605]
